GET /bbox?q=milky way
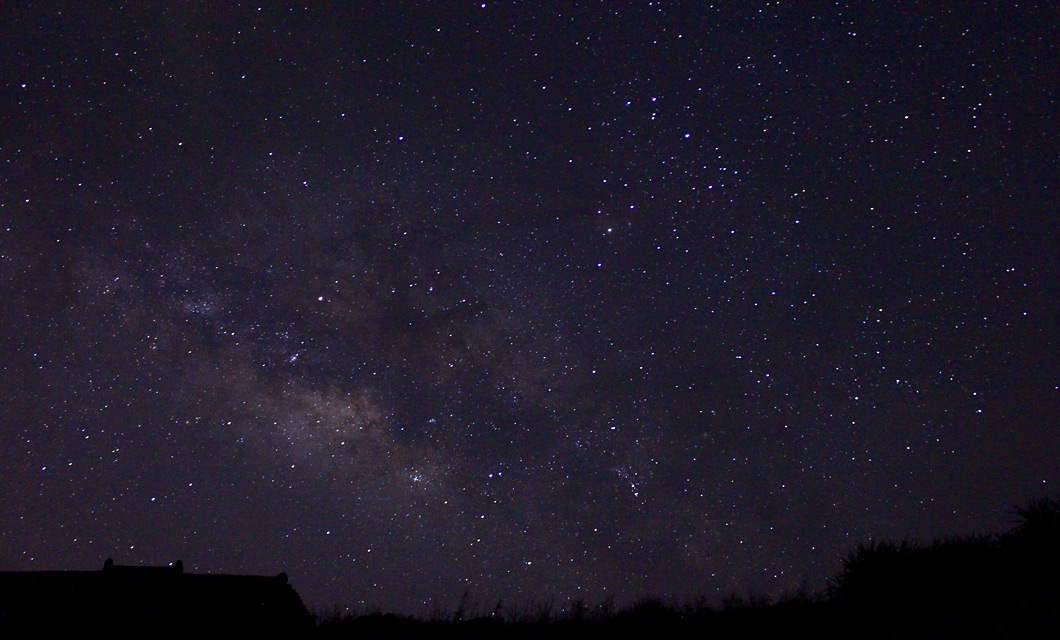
[2,2,1058,613]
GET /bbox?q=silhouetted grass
[316,495,1060,639]
[315,591,839,640]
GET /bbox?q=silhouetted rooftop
[0,559,313,636]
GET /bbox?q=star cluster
[1,2,1057,613]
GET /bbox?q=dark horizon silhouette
[2,496,1056,637]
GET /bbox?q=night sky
[2,1,1058,614]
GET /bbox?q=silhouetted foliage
[314,496,1060,639]
[4,497,1058,638]
[1005,495,1060,565]
[1010,496,1060,534]
[825,496,1060,637]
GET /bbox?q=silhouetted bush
[825,496,1060,637]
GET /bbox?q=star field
[2,1,1058,614]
